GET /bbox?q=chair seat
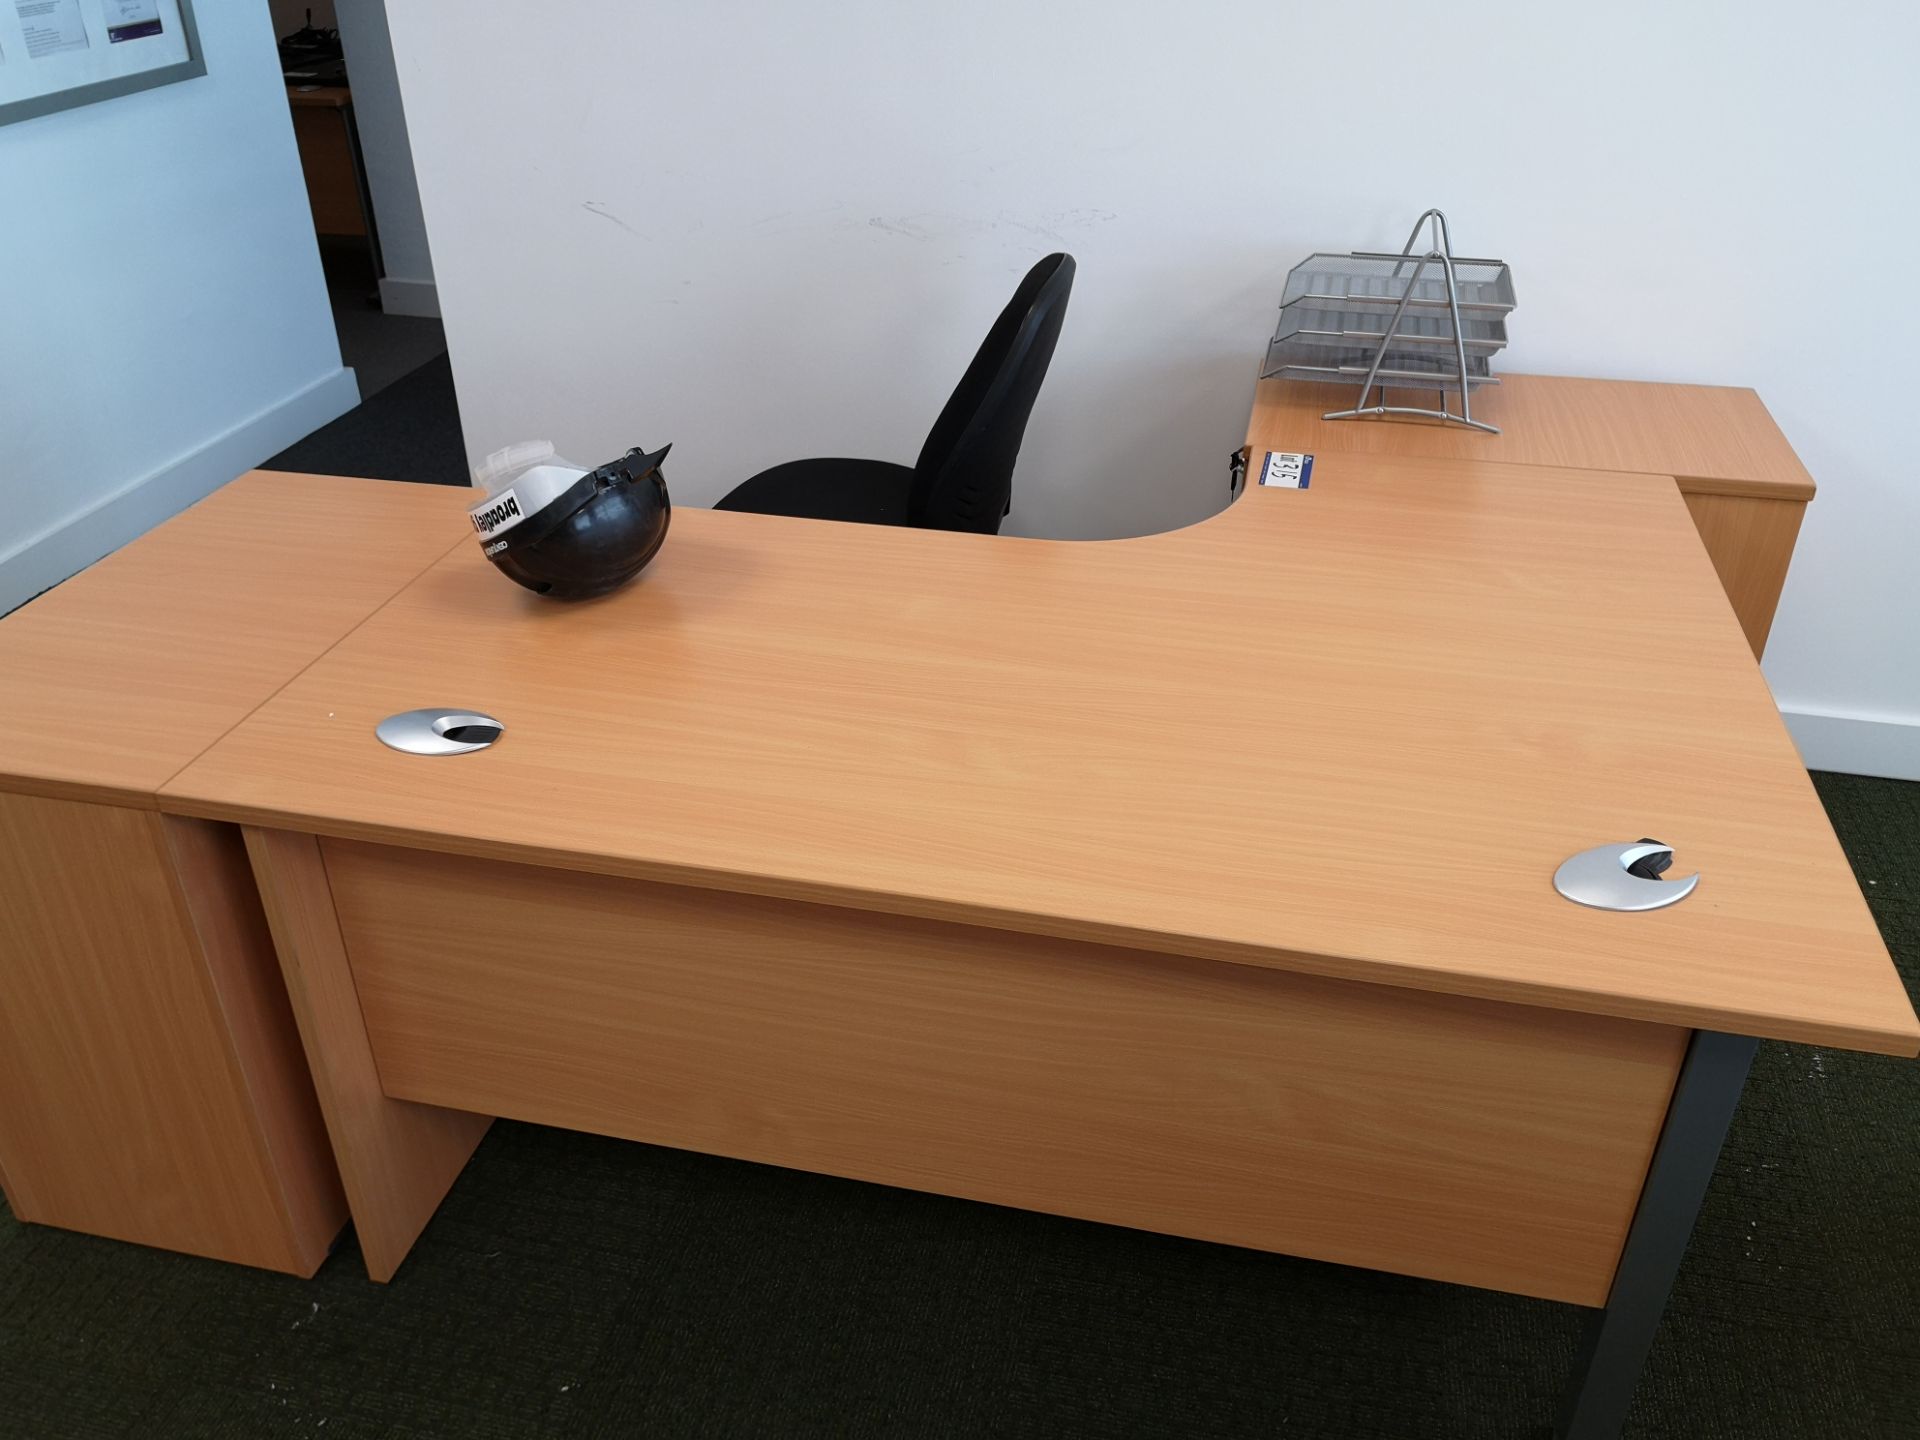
[713,458,915,526]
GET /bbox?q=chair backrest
[910,253,1075,533]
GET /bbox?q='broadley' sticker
[470,487,527,538]
[1259,451,1313,489]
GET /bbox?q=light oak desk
[0,475,471,1272]
[1247,374,1815,657]
[171,456,1916,1435]
[3,455,1914,1438]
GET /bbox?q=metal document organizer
[1264,210,1515,434]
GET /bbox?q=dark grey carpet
[262,352,469,487]
[0,773,1914,1438]
[318,240,450,401]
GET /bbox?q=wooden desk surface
[1249,374,1816,501]
[162,458,1918,1055]
[0,474,469,807]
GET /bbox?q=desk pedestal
[0,793,347,1273]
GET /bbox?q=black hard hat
[469,444,672,600]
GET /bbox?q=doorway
[269,0,445,398]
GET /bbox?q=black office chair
[714,253,1075,533]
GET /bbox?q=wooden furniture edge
[287,85,352,109]
[162,816,349,1273]
[1244,374,1819,501]
[1680,492,1807,658]
[0,792,346,1272]
[1234,441,1812,504]
[243,826,491,1282]
[0,772,164,810]
[159,806,1920,1058]
[1672,472,1814,503]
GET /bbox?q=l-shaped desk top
[105,456,1916,1057]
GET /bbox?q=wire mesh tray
[1262,336,1499,389]
[1282,252,1516,315]
[1274,302,1508,357]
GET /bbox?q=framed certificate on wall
[0,0,203,127]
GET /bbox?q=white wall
[386,1,1920,777]
[332,0,436,315]
[0,3,355,611]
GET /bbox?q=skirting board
[0,368,361,617]
[377,277,440,319]
[1783,709,1920,783]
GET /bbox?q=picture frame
[0,0,204,128]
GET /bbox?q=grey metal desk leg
[1555,1029,1758,1440]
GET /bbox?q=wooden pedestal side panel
[290,104,367,238]
[326,839,1689,1306]
[0,792,347,1273]
[244,828,491,1283]
[1682,492,1806,658]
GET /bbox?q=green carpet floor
[2,772,1914,1439]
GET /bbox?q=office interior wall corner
[332,0,437,317]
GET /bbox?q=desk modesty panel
[1246,375,1814,656]
[319,834,1684,1306]
[0,473,472,1272]
[164,457,1919,1057]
